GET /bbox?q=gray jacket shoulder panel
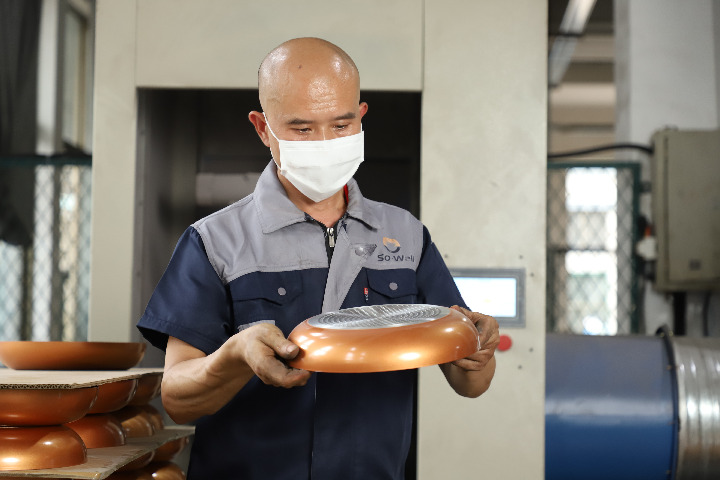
[192,196,328,285]
[192,194,258,282]
[361,197,422,232]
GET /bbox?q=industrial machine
[546,330,720,480]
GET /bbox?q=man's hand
[234,323,312,388]
[162,324,311,424]
[449,305,499,372]
[438,305,499,398]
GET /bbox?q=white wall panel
[89,0,138,341]
[135,0,423,90]
[419,1,547,478]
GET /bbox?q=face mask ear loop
[263,113,282,171]
[262,112,280,141]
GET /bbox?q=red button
[498,335,512,352]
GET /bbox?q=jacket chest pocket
[366,268,418,305]
[228,271,303,335]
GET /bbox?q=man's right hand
[233,323,312,388]
[161,324,311,424]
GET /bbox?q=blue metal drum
[546,334,678,480]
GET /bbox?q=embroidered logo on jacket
[383,237,401,253]
[379,237,414,262]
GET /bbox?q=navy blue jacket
[138,162,466,479]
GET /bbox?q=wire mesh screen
[0,158,91,341]
[547,162,640,335]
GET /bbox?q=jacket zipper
[327,226,335,248]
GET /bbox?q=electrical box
[651,128,720,291]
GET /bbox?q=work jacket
[138,161,467,480]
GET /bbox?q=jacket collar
[254,161,380,234]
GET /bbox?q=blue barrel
[546,334,678,480]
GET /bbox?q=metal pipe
[670,336,720,479]
[546,332,720,480]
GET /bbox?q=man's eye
[334,124,349,130]
[294,128,311,134]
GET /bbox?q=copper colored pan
[88,379,138,414]
[288,304,479,373]
[128,373,162,405]
[154,436,190,462]
[66,413,126,448]
[0,386,98,426]
[0,425,87,471]
[0,341,146,370]
[143,461,186,480]
[112,406,156,438]
[138,404,164,431]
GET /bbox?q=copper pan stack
[0,340,146,472]
[0,340,186,478]
[113,372,187,478]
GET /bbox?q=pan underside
[288,304,479,373]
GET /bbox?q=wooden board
[0,368,164,389]
[0,426,194,479]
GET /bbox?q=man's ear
[248,111,271,147]
[359,102,369,120]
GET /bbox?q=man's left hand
[449,305,499,372]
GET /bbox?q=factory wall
[418,1,546,478]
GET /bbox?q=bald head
[258,37,360,112]
[248,37,368,169]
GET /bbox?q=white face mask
[264,113,364,202]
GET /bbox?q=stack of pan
[0,385,96,471]
[0,341,147,473]
[107,372,189,480]
[0,340,188,479]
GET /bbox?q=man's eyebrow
[286,118,313,126]
[333,112,357,121]
[284,112,356,126]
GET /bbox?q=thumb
[256,324,301,359]
[275,339,300,360]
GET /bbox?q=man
[138,37,498,479]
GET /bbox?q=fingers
[258,325,300,360]
[452,305,499,350]
[451,305,473,321]
[238,324,311,388]
[451,348,494,371]
[450,305,500,372]
[254,359,311,389]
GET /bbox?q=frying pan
[287,304,479,373]
[0,425,87,471]
[0,341,146,370]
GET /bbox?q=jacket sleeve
[137,227,233,355]
[415,225,469,309]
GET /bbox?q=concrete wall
[89,0,138,341]
[134,0,423,91]
[419,1,547,478]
